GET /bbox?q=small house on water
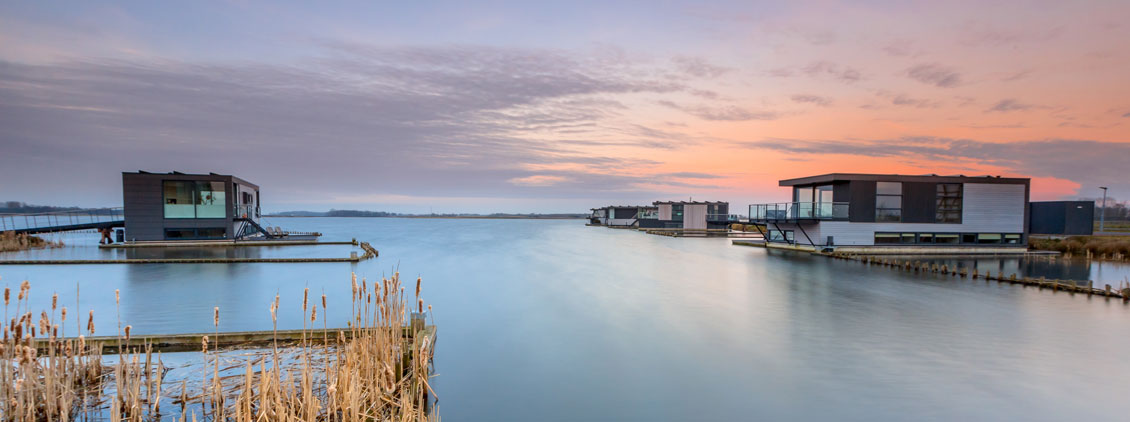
[640,201,733,230]
[122,171,284,242]
[749,173,1030,253]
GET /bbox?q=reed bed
[1,272,436,421]
[0,231,64,252]
[1029,235,1130,261]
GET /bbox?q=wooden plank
[33,326,435,354]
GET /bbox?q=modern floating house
[122,171,283,242]
[643,201,733,230]
[748,174,1030,252]
[589,205,658,227]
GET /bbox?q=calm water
[5,218,1130,421]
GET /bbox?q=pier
[32,325,436,355]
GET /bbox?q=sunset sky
[2,1,1128,213]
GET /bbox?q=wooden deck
[33,326,436,355]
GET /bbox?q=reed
[2,272,436,421]
[0,231,64,252]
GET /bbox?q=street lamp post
[1099,187,1108,233]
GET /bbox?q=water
[4,218,1130,421]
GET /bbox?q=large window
[163,182,196,218]
[165,228,227,240]
[936,183,962,223]
[163,181,227,219]
[196,181,226,218]
[875,182,902,222]
[672,204,684,221]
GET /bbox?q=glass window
[936,183,962,223]
[769,230,794,242]
[876,182,902,195]
[196,228,226,239]
[901,233,916,243]
[164,229,195,239]
[876,209,901,222]
[978,233,1003,244]
[962,233,977,244]
[876,195,902,209]
[672,204,684,221]
[919,233,934,243]
[195,181,226,218]
[163,181,196,218]
[816,185,833,202]
[875,182,902,222]
[796,187,814,203]
[874,233,901,244]
[935,234,960,244]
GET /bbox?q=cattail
[214,307,220,327]
[202,335,209,353]
[115,289,120,304]
[125,325,131,341]
[18,280,28,300]
[351,273,358,299]
[61,306,67,321]
[416,276,421,298]
[87,310,95,334]
[322,293,327,309]
[311,306,317,322]
[303,287,309,312]
[418,298,423,314]
[52,292,58,310]
[3,287,8,305]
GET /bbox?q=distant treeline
[1,201,83,214]
[267,209,586,219]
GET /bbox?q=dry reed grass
[2,272,436,421]
[1030,235,1130,260]
[0,231,64,252]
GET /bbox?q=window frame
[935,183,963,224]
[875,182,902,222]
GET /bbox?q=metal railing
[706,213,741,222]
[0,207,124,232]
[749,202,848,221]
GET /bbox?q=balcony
[748,202,848,222]
[706,213,741,222]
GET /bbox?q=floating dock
[33,325,436,355]
[0,241,378,265]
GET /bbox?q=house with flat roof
[589,205,658,227]
[122,171,269,241]
[748,174,1030,252]
[644,201,733,230]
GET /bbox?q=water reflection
[3,219,1129,421]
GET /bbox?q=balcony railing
[749,202,848,221]
[706,213,741,222]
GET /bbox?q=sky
[1,0,1128,213]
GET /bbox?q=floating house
[122,171,273,242]
[748,174,1030,252]
[589,205,658,227]
[641,201,732,230]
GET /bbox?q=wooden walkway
[99,240,357,248]
[0,257,362,265]
[33,326,436,355]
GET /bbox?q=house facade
[589,205,658,227]
[646,201,732,230]
[749,174,1030,251]
[122,171,262,241]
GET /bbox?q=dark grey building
[122,171,261,241]
[1029,201,1094,235]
